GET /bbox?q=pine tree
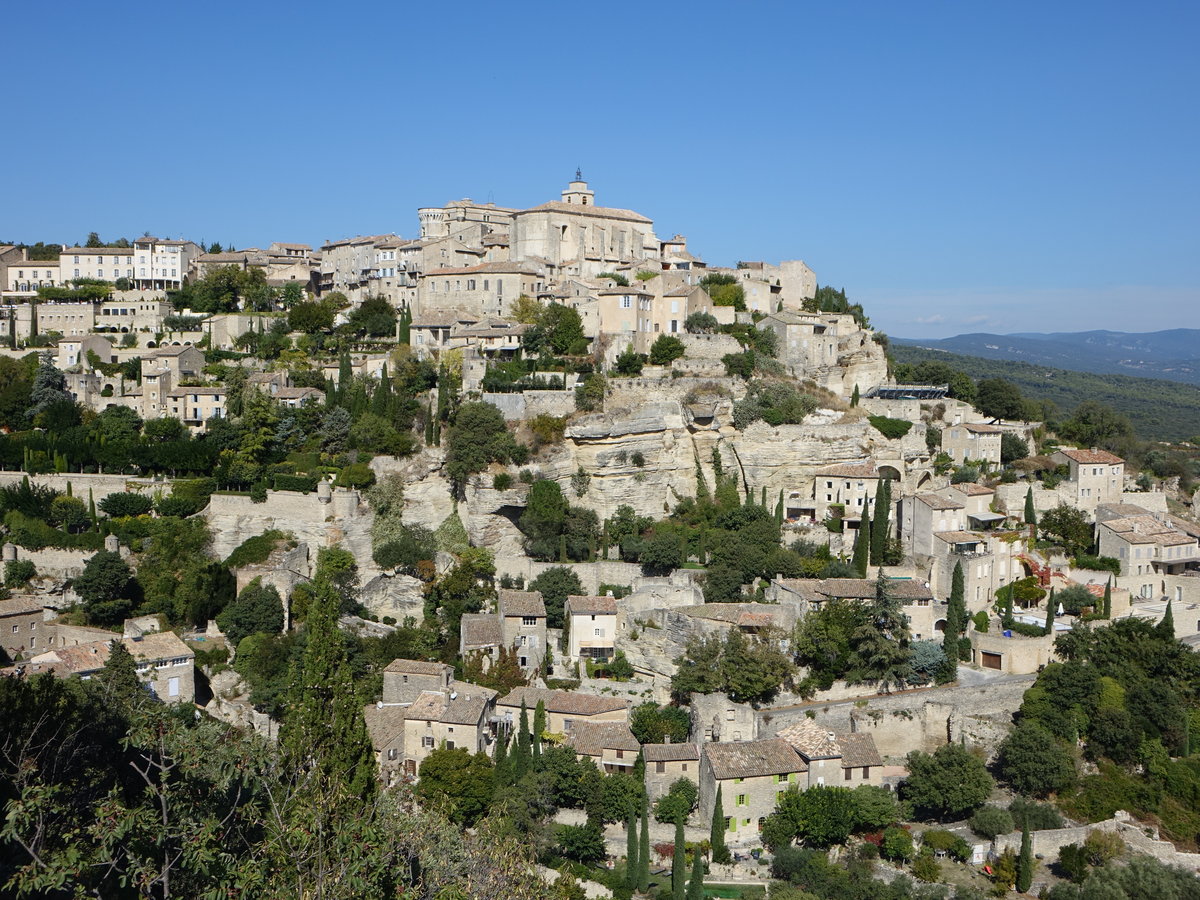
[870,478,891,566]
[711,786,730,863]
[1103,577,1112,618]
[1044,587,1057,636]
[851,513,870,578]
[626,809,639,890]
[638,802,651,893]
[673,818,686,900]
[1016,823,1033,893]
[1024,486,1037,526]
[854,569,913,692]
[685,842,705,900]
[1159,599,1175,640]
[532,699,546,759]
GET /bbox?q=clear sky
[4,1,1197,338]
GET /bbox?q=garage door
[981,652,1002,670]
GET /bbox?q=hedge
[868,416,914,439]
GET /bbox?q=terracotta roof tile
[704,739,806,781]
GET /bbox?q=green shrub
[1071,555,1120,575]
[336,462,375,489]
[224,530,294,569]
[493,472,513,490]
[4,559,37,587]
[272,474,318,493]
[970,805,1014,839]
[868,416,913,439]
[98,492,154,518]
[972,610,990,632]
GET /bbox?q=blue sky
[4,1,1197,338]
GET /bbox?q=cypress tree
[532,699,546,759]
[775,489,784,524]
[851,513,870,578]
[851,384,860,407]
[638,802,651,893]
[626,810,639,890]
[1044,587,1056,635]
[398,304,412,344]
[558,533,568,563]
[514,700,531,778]
[698,529,706,566]
[685,842,705,900]
[711,785,730,863]
[761,485,767,507]
[492,727,511,790]
[870,478,891,566]
[942,561,965,680]
[1159,599,1175,640]
[1024,486,1037,526]
[1016,824,1033,893]
[673,818,686,900]
[601,521,609,560]
[1103,577,1112,618]
[371,364,392,418]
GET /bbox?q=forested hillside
[890,345,1200,442]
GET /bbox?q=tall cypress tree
[685,842,705,900]
[626,809,639,890]
[775,489,784,524]
[941,561,965,681]
[851,513,870,578]
[1044,587,1057,636]
[673,818,686,900]
[1103,578,1112,618]
[514,700,531,778]
[492,727,511,791]
[711,786,730,863]
[371,364,392,418]
[1024,486,1037,526]
[532,699,546,759]
[870,478,891,566]
[1016,824,1033,893]
[638,803,651,892]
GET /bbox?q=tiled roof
[704,739,806,781]
[0,597,42,617]
[643,742,699,762]
[934,531,987,544]
[816,460,879,478]
[460,614,502,648]
[499,687,628,717]
[684,603,788,628]
[1057,448,1124,465]
[567,595,618,616]
[384,659,452,676]
[423,261,542,276]
[916,494,964,510]
[363,703,406,749]
[498,589,546,618]
[778,720,842,759]
[516,200,652,224]
[962,423,1003,434]
[565,721,640,756]
[405,684,497,725]
[839,732,884,768]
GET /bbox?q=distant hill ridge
[893,328,1200,386]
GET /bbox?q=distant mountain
[892,329,1200,386]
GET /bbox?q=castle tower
[561,169,595,206]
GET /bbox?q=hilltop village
[1,178,1199,899]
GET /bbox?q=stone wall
[482,390,576,421]
[677,332,742,360]
[993,811,1200,875]
[0,471,158,502]
[13,545,96,580]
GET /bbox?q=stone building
[418,261,547,320]
[644,742,700,800]
[1096,506,1200,580]
[363,703,408,787]
[564,594,618,661]
[564,721,641,774]
[698,739,808,843]
[382,659,454,704]
[1052,448,1125,510]
[0,596,46,660]
[509,176,659,278]
[496,687,628,736]
[498,589,548,672]
[942,422,1003,466]
[400,682,498,775]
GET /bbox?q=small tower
[561,169,594,206]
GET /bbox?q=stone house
[928,530,1026,612]
[900,493,967,557]
[459,612,504,661]
[564,721,641,774]
[644,742,700,800]
[698,739,808,843]
[564,594,618,661]
[762,309,840,376]
[418,261,547,320]
[1052,448,1125,509]
[497,687,628,736]
[498,589,548,672]
[775,719,884,789]
[165,386,227,431]
[942,422,1003,465]
[770,577,942,641]
[58,334,116,370]
[811,460,881,524]
[12,631,195,704]
[971,627,1059,674]
[401,682,498,776]
[363,703,408,787]
[938,483,1006,531]
[1096,508,1200,581]
[681,603,796,637]
[382,659,454,704]
[0,596,46,660]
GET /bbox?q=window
[522,616,537,626]
[736,794,748,807]
[844,767,852,781]
[168,677,180,697]
[682,763,687,772]
[862,767,869,778]
[422,736,434,748]
[387,748,398,760]
[621,297,632,308]
[594,628,602,637]
[11,625,17,634]
[656,761,665,774]
[616,750,624,759]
